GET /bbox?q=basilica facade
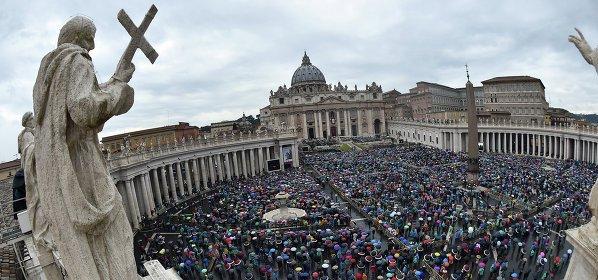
[260,52,392,139]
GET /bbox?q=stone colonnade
[113,143,300,229]
[389,120,598,164]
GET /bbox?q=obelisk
[465,65,479,185]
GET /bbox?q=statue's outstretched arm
[569,28,595,65]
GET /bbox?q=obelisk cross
[115,4,159,77]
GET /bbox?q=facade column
[160,166,170,203]
[335,110,341,137]
[176,162,185,197]
[346,110,352,136]
[200,157,208,189]
[292,144,299,167]
[380,108,386,135]
[184,160,193,195]
[224,153,232,180]
[191,159,200,192]
[344,110,349,136]
[151,168,162,208]
[124,179,139,229]
[498,133,502,153]
[318,111,324,138]
[208,156,216,184]
[314,111,319,138]
[325,110,331,138]
[168,164,178,203]
[302,113,308,139]
[357,110,362,136]
[279,145,285,171]
[232,151,239,178]
[249,148,256,176]
[367,109,374,135]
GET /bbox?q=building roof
[102,122,198,142]
[0,159,20,171]
[481,76,545,89]
[290,52,326,87]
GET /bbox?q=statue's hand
[569,28,594,65]
[113,62,136,83]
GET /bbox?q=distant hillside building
[482,76,548,124]
[102,122,200,152]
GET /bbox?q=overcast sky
[0,0,597,162]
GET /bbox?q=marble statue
[18,112,63,279]
[569,28,598,75]
[564,27,598,280]
[30,5,158,277]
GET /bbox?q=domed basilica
[260,52,391,139]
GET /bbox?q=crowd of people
[304,144,597,279]
[133,143,597,280]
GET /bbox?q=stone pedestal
[564,224,598,280]
[142,260,182,280]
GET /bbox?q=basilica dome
[291,52,326,87]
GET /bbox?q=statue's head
[21,111,33,129]
[58,16,96,51]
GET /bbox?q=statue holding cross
[29,5,159,280]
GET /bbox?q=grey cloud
[0,0,597,161]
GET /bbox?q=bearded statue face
[57,16,96,51]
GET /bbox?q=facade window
[373,93,378,99]
[278,98,284,104]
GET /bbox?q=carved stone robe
[33,43,138,279]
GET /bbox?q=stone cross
[115,4,159,76]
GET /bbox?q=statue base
[142,260,182,280]
[564,223,598,280]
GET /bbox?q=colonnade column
[125,179,140,229]
[241,150,248,177]
[144,173,156,216]
[168,164,178,203]
[160,167,170,203]
[176,162,184,197]
[224,153,232,180]
[232,151,239,178]
[257,148,265,174]
[151,168,162,208]
[200,157,208,188]
[511,132,515,154]
[208,156,216,185]
[217,155,225,181]
[249,149,256,176]
[183,161,192,195]
[191,159,200,192]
